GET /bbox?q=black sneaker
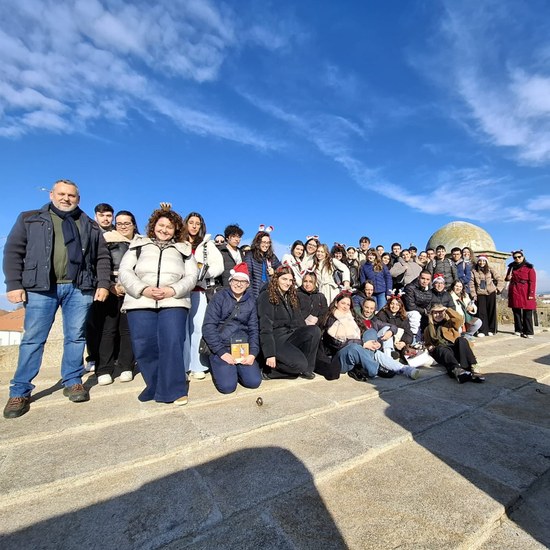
[63,384,90,402]
[3,397,31,419]
[377,365,396,378]
[299,372,316,380]
[471,374,486,383]
[453,368,472,384]
[347,367,367,382]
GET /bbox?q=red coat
[507,263,536,310]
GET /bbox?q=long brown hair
[322,290,363,329]
[314,243,334,273]
[366,248,384,272]
[250,231,277,262]
[182,211,206,246]
[381,296,407,321]
[267,266,299,308]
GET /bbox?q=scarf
[49,203,83,282]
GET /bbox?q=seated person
[403,270,433,341]
[352,280,375,314]
[322,293,420,382]
[423,303,484,383]
[431,273,456,310]
[257,266,320,379]
[375,295,414,360]
[297,272,328,326]
[202,263,261,394]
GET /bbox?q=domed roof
[426,221,496,252]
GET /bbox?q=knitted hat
[433,273,445,284]
[229,262,250,282]
[477,255,488,262]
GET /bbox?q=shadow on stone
[374,370,550,547]
[0,446,346,549]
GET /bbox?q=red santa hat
[229,262,250,283]
[433,273,445,284]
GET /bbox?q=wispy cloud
[423,0,550,165]
[0,0,280,149]
[526,194,550,211]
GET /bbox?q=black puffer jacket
[297,287,328,324]
[403,280,433,315]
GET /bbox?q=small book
[231,339,249,363]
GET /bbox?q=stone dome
[426,221,496,252]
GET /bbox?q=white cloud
[526,194,550,211]
[429,1,550,165]
[0,0,280,149]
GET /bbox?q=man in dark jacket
[3,180,110,418]
[403,270,433,341]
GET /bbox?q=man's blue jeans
[10,284,94,397]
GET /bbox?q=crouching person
[424,303,485,383]
[202,263,261,394]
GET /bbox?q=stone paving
[0,326,549,549]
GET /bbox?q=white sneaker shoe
[190,371,206,380]
[97,374,113,386]
[119,371,133,382]
[477,333,485,338]
[174,395,188,406]
[487,332,494,336]
[514,332,521,336]
[85,361,96,373]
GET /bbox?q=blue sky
[1,0,550,304]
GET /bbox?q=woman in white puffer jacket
[119,205,198,405]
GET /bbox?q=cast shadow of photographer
[371,365,550,547]
[0,446,347,549]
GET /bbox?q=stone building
[426,221,509,277]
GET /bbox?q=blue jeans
[183,290,209,374]
[209,353,262,394]
[374,292,387,311]
[10,285,94,397]
[127,307,188,403]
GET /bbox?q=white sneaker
[85,361,96,373]
[477,333,485,338]
[487,332,494,336]
[97,374,113,386]
[190,371,206,380]
[174,395,188,406]
[514,332,521,336]
[119,371,133,383]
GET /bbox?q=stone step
[1,330,549,549]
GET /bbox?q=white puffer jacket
[119,236,198,311]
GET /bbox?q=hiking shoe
[453,367,472,384]
[299,372,316,380]
[119,371,133,383]
[63,384,90,402]
[470,364,482,374]
[97,374,113,386]
[174,396,188,406]
[3,397,31,419]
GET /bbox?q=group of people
[2,181,538,418]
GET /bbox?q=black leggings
[269,326,321,378]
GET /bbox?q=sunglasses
[513,255,523,259]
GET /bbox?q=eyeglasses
[230,279,248,285]
[513,255,523,259]
[260,240,271,245]
[116,222,133,227]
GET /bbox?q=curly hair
[182,211,206,246]
[146,206,185,242]
[382,296,407,321]
[250,231,276,262]
[267,266,299,308]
